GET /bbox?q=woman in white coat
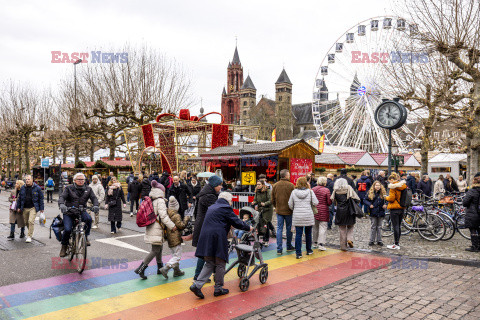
[89,175,105,229]
[134,180,175,279]
[288,177,318,259]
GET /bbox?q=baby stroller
[225,206,268,292]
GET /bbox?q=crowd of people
[3,167,480,299]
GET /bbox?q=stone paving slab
[238,261,480,320]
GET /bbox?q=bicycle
[382,204,446,241]
[65,206,88,274]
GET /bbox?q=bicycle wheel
[401,212,414,235]
[381,213,393,237]
[75,232,87,274]
[456,213,471,240]
[417,213,446,241]
[68,235,76,262]
[437,213,455,241]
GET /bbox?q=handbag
[10,200,17,211]
[310,191,318,215]
[108,189,119,207]
[348,197,364,218]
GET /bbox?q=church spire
[232,46,241,65]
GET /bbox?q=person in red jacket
[312,177,332,251]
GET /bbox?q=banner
[318,134,325,153]
[271,128,276,142]
[290,158,313,185]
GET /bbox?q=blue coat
[417,179,432,197]
[363,192,386,217]
[356,175,372,200]
[406,175,417,194]
[17,183,44,212]
[195,198,251,262]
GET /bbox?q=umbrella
[197,172,215,178]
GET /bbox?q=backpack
[399,188,413,208]
[49,215,64,242]
[358,182,367,192]
[47,179,54,188]
[136,196,157,227]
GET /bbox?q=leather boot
[7,231,14,240]
[159,264,172,279]
[60,245,68,257]
[173,264,185,277]
[134,262,148,280]
[20,229,25,238]
[157,262,164,275]
[466,234,480,252]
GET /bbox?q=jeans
[62,211,92,245]
[328,205,335,229]
[295,226,312,255]
[130,199,139,213]
[111,221,122,233]
[276,214,293,252]
[390,209,404,245]
[194,257,205,280]
[369,216,384,243]
[127,192,130,202]
[234,229,245,239]
[46,190,53,202]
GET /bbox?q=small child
[159,196,190,279]
[234,212,252,240]
[364,180,387,246]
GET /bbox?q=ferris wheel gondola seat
[358,25,366,36]
[321,66,328,75]
[335,43,343,53]
[346,33,354,43]
[383,18,392,29]
[328,54,335,63]
[397,18,406,31]
[371,20,379,31]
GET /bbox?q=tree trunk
[7,146,12,178]
[467,81,480,183]
[108,139,116,160]
[62,142,67,164]
[74,142,80,163]
[52,144,57,165]
[90,137,95,161]
[24,133,30,173]
[18,137,23,175]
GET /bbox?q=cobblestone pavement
[324,217,479,261]
[239,261,480,320]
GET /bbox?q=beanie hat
[168,196,179,211]
[208,175,223,187]
[474,172,480,178]
[151,180,165,192]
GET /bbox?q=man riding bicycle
[58,173,99,257]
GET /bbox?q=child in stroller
[234,211,253,241]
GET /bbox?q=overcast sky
[1,0,393,117]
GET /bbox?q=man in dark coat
[128,176,142,216]
[190,192,252,299]
[337,169,355,189]
[417,175,433,197]
[375,170,389,190]
[167,175,192,219]
[462,173,480,251]
[192,175,223,280]
[140,176,152,199]
[356,172,372,213]
[58,173,99,257]
[406,173,417,194]
[16,175,44,243]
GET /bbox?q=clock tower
[221,46,244,124]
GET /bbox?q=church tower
[239,75,256,126]
[221,46,244,124]
[275,69,293,140]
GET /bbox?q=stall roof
[429,153,467,163]
[315,153,346,165]
[337,152,367,165]
[201,139,317,157]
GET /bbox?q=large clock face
[375,101,406,129]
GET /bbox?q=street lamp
[238,134,246,188]
[73,59,82,111]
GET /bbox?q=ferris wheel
[312,16,423,153]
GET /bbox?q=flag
[318,134,325,153]
[271,128,276,142]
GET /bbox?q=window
[287,96,290,102]
[243,101,247,106]
[278,96,283,101]
[431,167,451,173]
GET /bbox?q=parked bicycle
[66,205,89,274]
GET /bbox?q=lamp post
[238,134,246,188]
[392,144,399,174]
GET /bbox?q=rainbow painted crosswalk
[0,246,391,320]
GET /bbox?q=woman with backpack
[385,173,407,250]
[134,181,176,279]
[105,177,126,234]
[45,177,55,203]
[364,180,387,246]
[462,173,480,252]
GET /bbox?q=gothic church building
[220,47,317,141]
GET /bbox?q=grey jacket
[288,188,318,227]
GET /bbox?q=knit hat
[474,172,480,178]
[151,180,165,192]
[168,196,179,211]
[208,175,223,187]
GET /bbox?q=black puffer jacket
[140,179,152,199]
[192,183,218,247]
[128,180,142,201]
[463,185,480,229]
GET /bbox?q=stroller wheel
[237,264,247,278]
[259,266,268,284]
[239,277,250,292]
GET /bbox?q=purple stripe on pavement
[0,250,197,297]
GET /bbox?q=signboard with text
[41,158,50,168]
[290,158,313,185]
